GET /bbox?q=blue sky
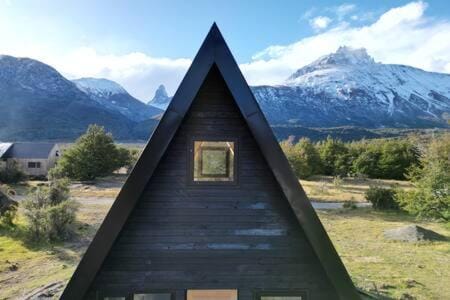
[1,0,450,100]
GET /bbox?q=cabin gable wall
[86,66,338,300]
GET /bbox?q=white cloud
[334,4,356,19]
[241,1,450,85]
[309,16,333,30]
[53,48,191,101]
[1,1,449,100]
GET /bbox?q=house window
[193,140,235,182]
[134,293,172,300]
[255,291,307,300]
[28,162,41,168]
[187,289,237,300]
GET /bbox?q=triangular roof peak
[62,24,360,300]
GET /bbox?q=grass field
[301,175,413,203]
[0,176,448,299]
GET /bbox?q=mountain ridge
[0,49,448,141]
[73,77,162,122]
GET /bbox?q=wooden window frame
[188,136,239,186]
[186,289,239,300]
[253,289,309,300]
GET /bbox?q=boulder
[384,225,446,242]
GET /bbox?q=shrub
[56,125,132,180]
[332,176,344,190]
[22,178,79,241]
[0,188,18,226]
[396,134,449,220]
[365,186,399,210]
[343,200,357,210]
[0,161,26,184]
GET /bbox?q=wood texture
[84,67,338,299]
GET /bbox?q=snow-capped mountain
[252,46,450,128]
[73,78,162,122]
[0,55,146,140]
[147,84,172,109]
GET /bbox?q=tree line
[281,136,420,180]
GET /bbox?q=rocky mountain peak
[287,46,376,81]
[148,84,171,109]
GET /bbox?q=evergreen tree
[55,125,131,180]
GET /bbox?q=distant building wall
[6,144,60,177]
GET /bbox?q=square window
[193,141,235,182]
[256,291,307,300]
[187,289,237,300]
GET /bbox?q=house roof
[61,24,360,300]
[3,142,56,159]
[0,143,13,158]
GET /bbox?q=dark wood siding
[86,66,338,299]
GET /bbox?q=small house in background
[0,142,60,177]
[0,143,13,171]
[62,24,360,300]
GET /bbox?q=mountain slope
[73,78,162,122]
[0,55,137,140]
[252,47,450,128]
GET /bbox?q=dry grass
[1,175,448,299]
[301,175,413,203]
[0,202,111,299]
[320,209,450,299]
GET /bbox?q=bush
[22,178,79,241]
[0,188,17,226]
[396,134,450,220]
[0,161,26,184]
[365,186,399,210]
[55,125,132,180]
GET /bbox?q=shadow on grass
[322,207,421,223]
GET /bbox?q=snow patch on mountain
[252,46,450,128]
[73,78,127,97]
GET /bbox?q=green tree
[378,139,419,180]
[55,125,131,180]
[317,136,350,176]
[351,142,382,178]
[396,134,450,220]
[281,138,322,179]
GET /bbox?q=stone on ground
[384,225,446,242]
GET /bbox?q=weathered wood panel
[85,66,338,299]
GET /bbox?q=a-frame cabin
[62,24,360,300]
